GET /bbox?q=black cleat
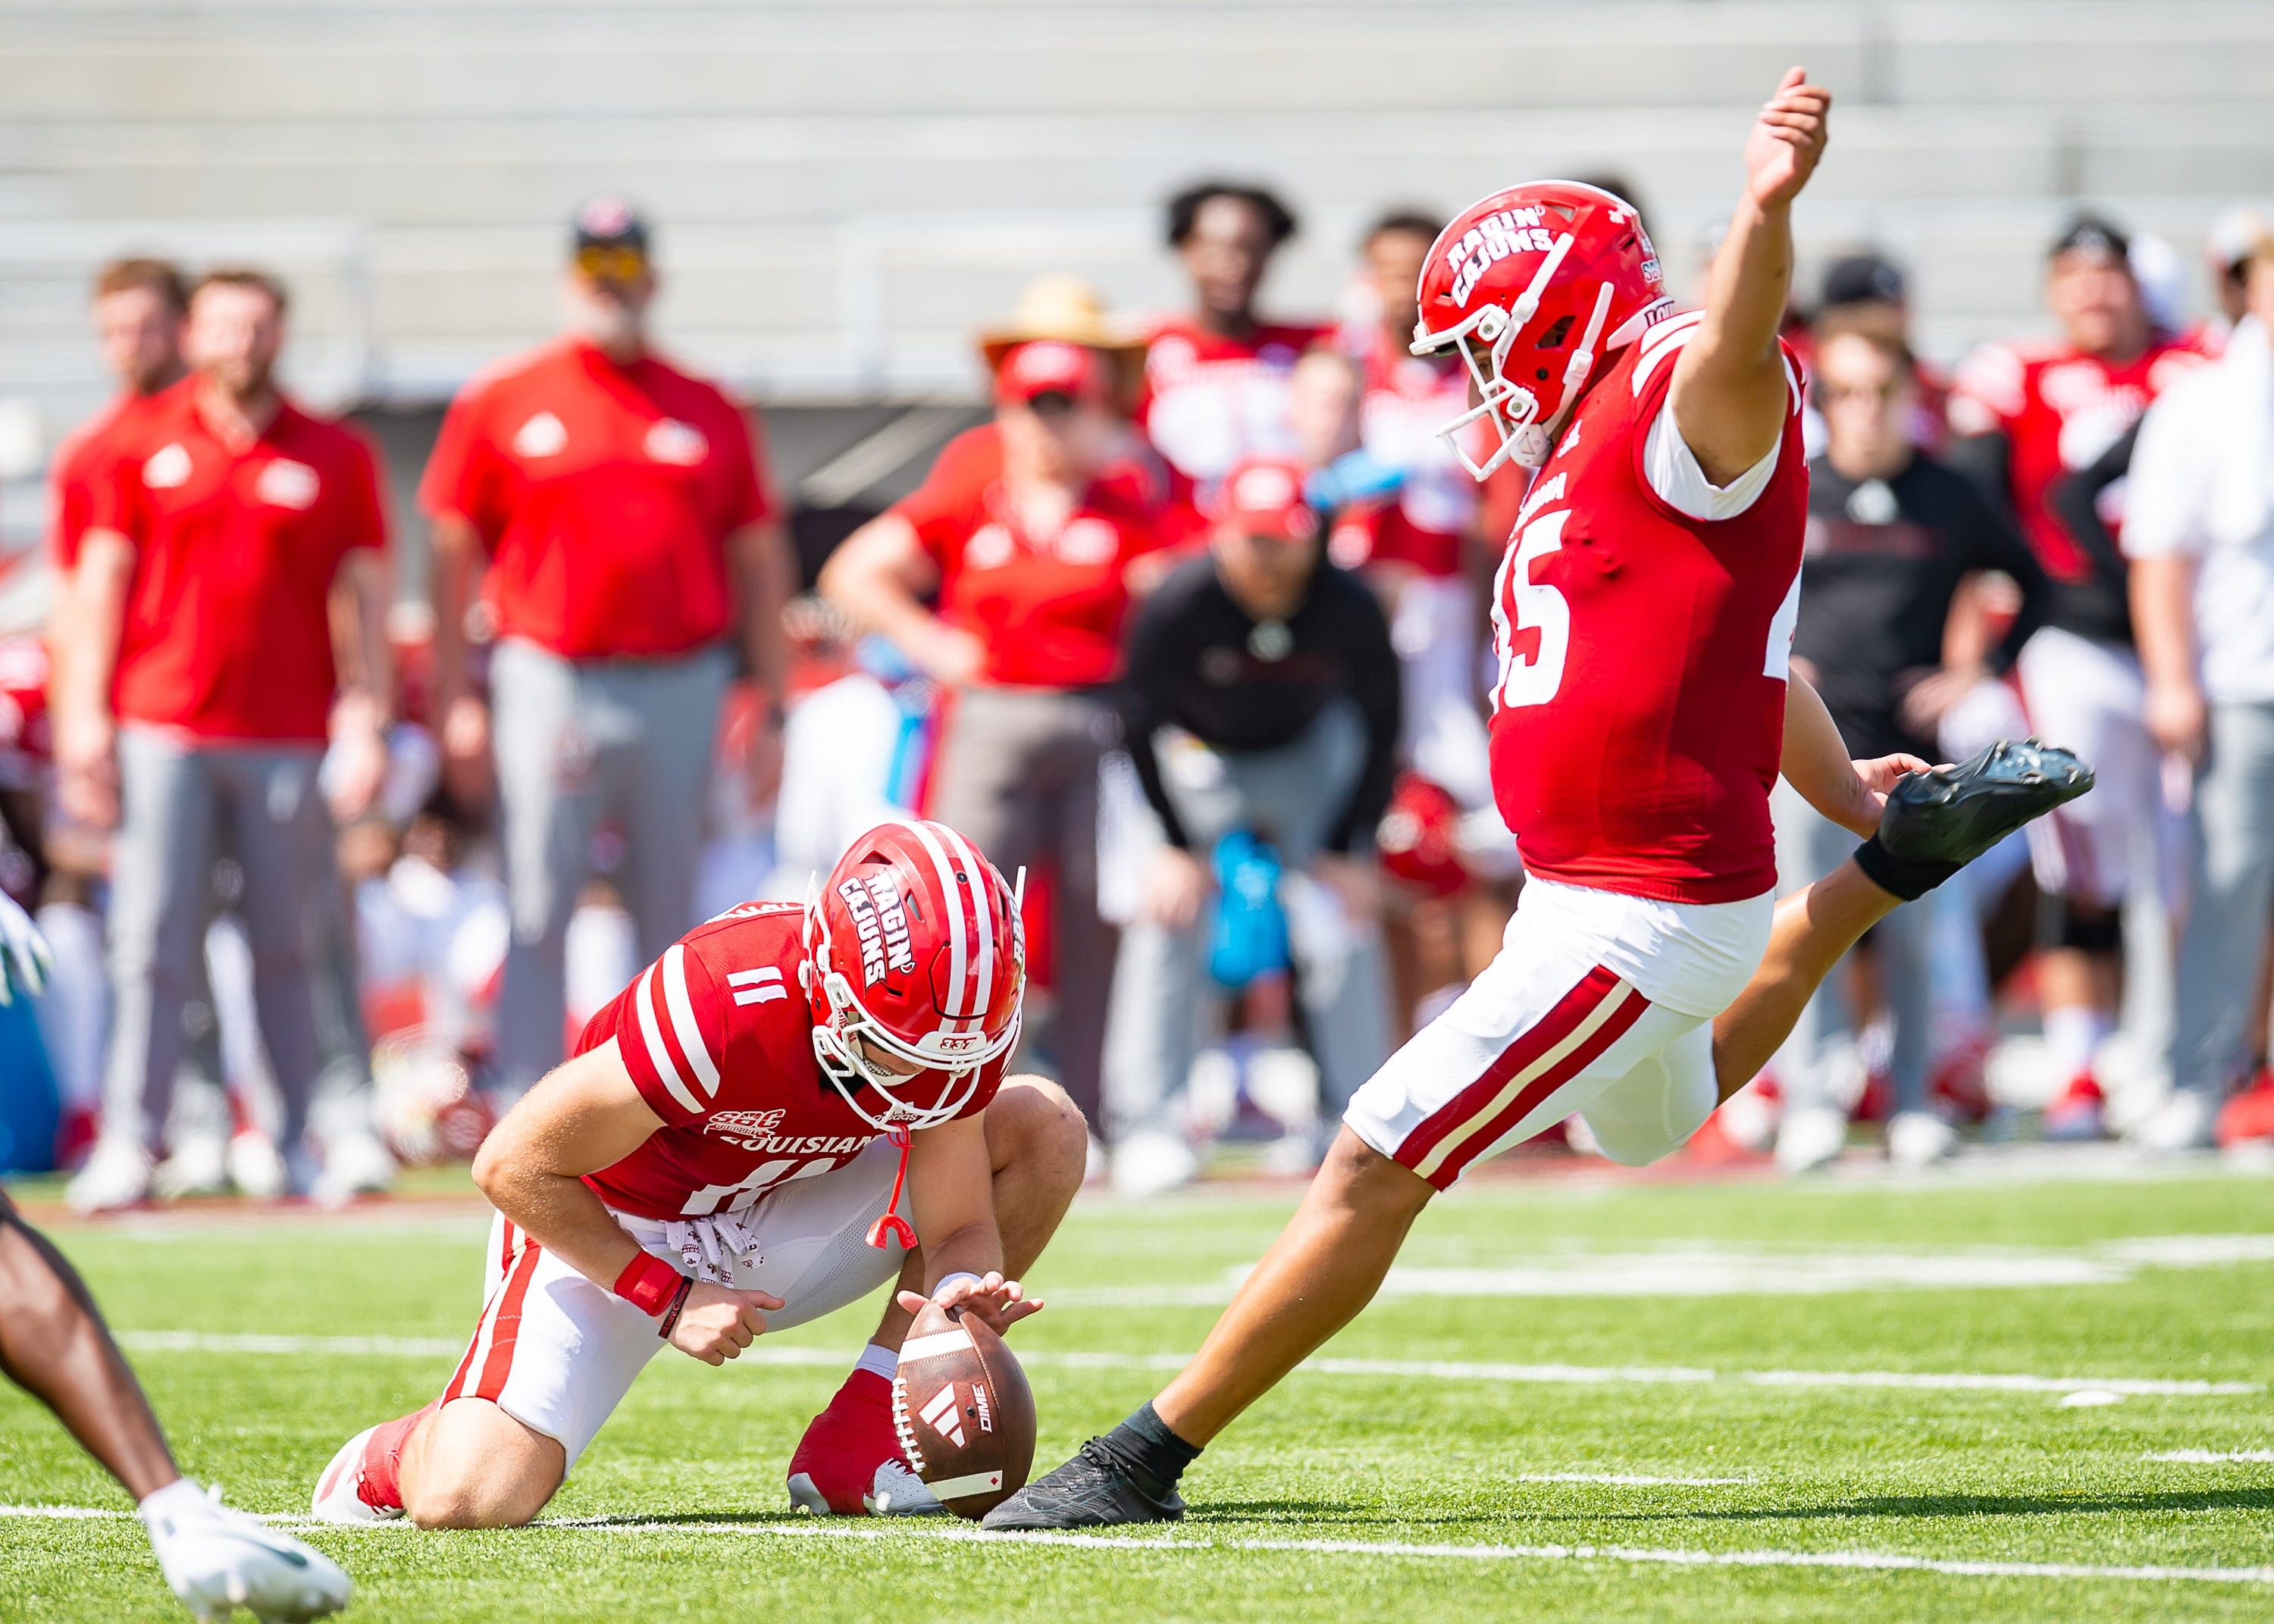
[1857,738,2092,900]
[1881,738,2092,865]
[981,1438,1186,1531]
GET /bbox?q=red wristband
[612,1251,683,1318]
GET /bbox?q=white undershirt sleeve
[1642,399,1784,521]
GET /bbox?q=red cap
[1210,455,1320,542]
[994,340,1107,407]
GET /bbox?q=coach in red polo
[57,268,393,1201]
[421,198,791,1099]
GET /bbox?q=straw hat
[977,275,1148,375]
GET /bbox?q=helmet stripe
[935,821,996,1025]
[632,962,702,1116]
[660,943,720,1100]
[894,818,971,1027]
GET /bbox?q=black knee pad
[2036,893,2123,955]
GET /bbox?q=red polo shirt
[892,425,1164,690]
[420,337,774,660]
[49,390,172,571]
[89,380,388,744]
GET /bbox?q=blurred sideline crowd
[7,177,2274,1215]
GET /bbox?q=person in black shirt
[1776,321,2050,1172]
[1104,456,1401,1194]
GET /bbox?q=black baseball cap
[571,195,650,257]
[2048,212,2130,266]
[1821,252,1907,310]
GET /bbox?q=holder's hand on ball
[899,1271,1043,1339]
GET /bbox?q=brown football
[891,1299,1037,1519]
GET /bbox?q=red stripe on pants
[1422,985,1649,1189]
[473,1244,544,1402]
[1394,965,1625,1174]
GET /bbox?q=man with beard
[421,198,794,1103]
[55,268,395,1199]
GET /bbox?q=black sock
[1852,831,1957,903]
[1096,1402,1202,1491]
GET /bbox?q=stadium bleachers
[1,0,2268,442]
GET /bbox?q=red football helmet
[1377,772,1469,900]
[1411,180,1672,477]
[804,819,1026,1132]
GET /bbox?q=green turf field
[5,1159,2272,1622]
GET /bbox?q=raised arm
[1668,67,1831,484]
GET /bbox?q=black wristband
[655,1275,696,1341]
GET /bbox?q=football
[890,1299,1038,1519]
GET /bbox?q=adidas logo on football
[918,1383,966,1448]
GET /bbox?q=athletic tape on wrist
[932,1271,983,1303]
[613,1250,684,1317]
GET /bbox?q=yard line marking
[2147,1449,2274,1464]
[1048,1232,2274,1306]
[8,1506,2269,1587]
[111,1331,2261,1399]
[1518,1472,1750,1487]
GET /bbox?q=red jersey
[1486,314,1809,905]
[90,381,387,743]
[578,900,1004,1220]
[49,390,172,571]
[1137,314,1332,488]
[1947,333,2214,581]
[420,337,774,660]
[1334,322,1487,579]
[892,424,1164,690]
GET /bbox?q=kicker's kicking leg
[983,1128,1434,1530]
[1715,739,2096,1100]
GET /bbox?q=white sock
[2043,1007,2113,1081]
[854,1341,898,1382]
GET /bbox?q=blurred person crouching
[420,198,793,1103]
[1771,321,2050,1172]
[55,268,396,1208]
[2124,230,2274,1152]
[1139,181,1330,496]
[1320,211,1527,1029]
[1104,456,1400,1194]
[820,285,1164,1131]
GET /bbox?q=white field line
[1047,1231,2274,1307]
[1518,1472,1749,1487]
[111,1331,2261,1400]
[5,1504,2270,1588]
[2146,1450,2274,1464]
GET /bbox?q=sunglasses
[574,245,650,283]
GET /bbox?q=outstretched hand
[898,1271,1044,1338]
[1744,67,1831,210]
[1839,753,1936,838]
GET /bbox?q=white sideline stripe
[1518,1472,1750,1488]
[2147,1450,2274,1464]
[108,1332,2260,1398]
[7,1505,2271,1587]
